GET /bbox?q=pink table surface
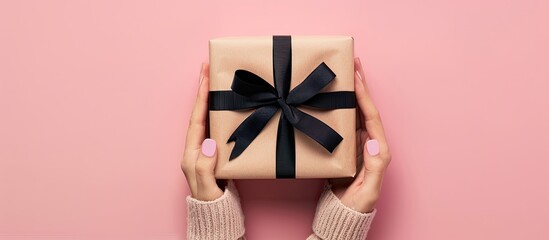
[1,0,549,239]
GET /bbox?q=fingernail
[199,63,205,84]
[366,139,380,156]
[356,70,363,81]
[355,57,363,81]
[201,138,216,157]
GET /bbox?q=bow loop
[232,70,278,102]
[286,62,336,105]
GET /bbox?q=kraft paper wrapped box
[209,35,356,179]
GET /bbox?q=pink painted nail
[356,70,363,81]
[366,139,380,156]
[201,138,216,157]
[199,63,206,84]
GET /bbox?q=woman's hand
[181,63,224,201]
[329,57,392,213]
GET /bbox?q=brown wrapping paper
[209,36,356,179]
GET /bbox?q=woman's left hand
[329,57,392,213]
[180,63,224,201]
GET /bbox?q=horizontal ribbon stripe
[210,91,356,110]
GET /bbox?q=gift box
[209,35,356,179]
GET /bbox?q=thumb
[195,138,223,200]
[361,139,384,192]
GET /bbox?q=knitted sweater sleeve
[186,180,246,240]
[306,184,377,240]
[186,181,375,240]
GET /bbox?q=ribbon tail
[227,105,278,160]
[232,70,278,102]
[290,109,343,153]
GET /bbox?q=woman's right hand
[328,57,392,213]
[181,63,224,201]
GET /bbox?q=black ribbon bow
[209,35,356,178]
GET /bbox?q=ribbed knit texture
[186,180,246,240]
[186,181,376,240]
[307,184,377,240]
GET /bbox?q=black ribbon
[209,35,356,178]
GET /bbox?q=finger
[361,139,386,194]
[354,57,368,91]
[195,138,223,201]
[354,61,367,130]
[181,63,209,196]
[184,63,210,151]
[354,68,389,152]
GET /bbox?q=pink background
[1,0,548,239]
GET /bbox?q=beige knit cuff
[311,184,377,240]
[186,180,246,240]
